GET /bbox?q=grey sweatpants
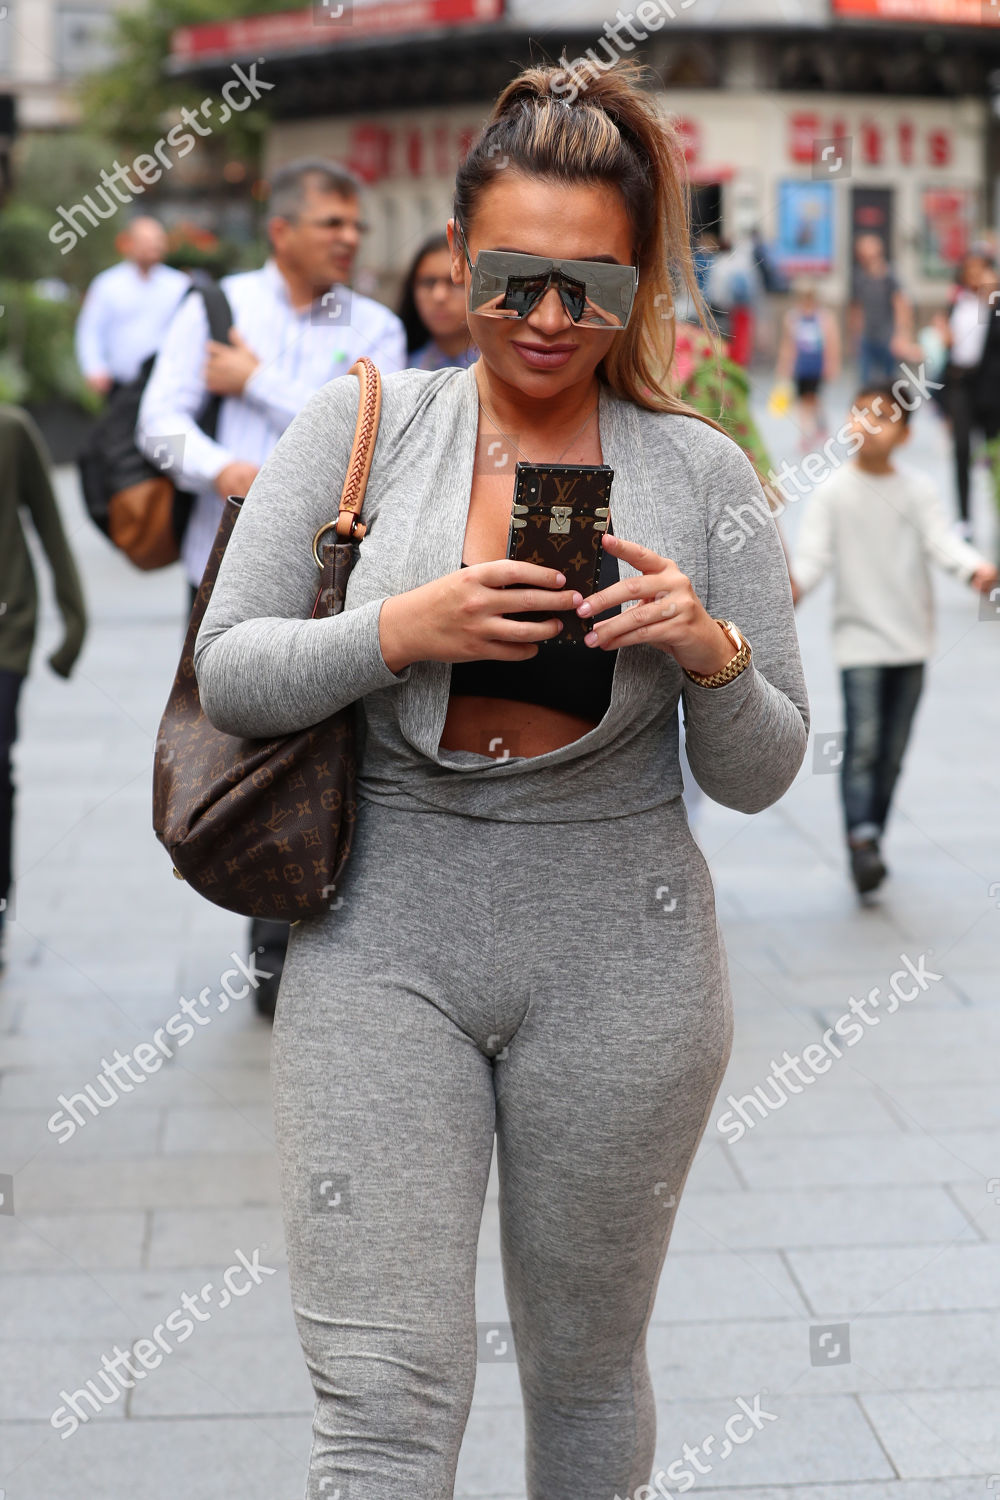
[271,793,733,1500]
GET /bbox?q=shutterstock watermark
[49,61,274,256]
[50,1247,276,1439]
[717,952,943,1144]
[717,366,944,553]
[46,949,274,1144]
[553,0,698,104]
[616,1393,778,1498]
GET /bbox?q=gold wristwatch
[683,619,752,689]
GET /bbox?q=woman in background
[398,232,477,370]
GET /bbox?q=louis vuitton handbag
[152,356,382,920]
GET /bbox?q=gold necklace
[476,394,600,465]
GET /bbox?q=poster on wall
[776,181,835,274]
[833,0,1000,23]
[920,189,974,279]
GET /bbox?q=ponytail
[454,59,726,435]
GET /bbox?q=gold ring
[312,522,337,568]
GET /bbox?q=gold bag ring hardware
[312,513,367,567]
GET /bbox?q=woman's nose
[527,285,573,335]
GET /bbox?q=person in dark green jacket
[0,406,87,965]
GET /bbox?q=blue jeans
[840,664,924,842]
[859,338,897,387]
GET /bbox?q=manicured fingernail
[584,630,599,647]
[554,572,566,586]
[577,601,592,617]
[571,591,583,606]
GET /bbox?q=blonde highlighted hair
[453,58,723,430]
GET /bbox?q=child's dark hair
[853,384,913,427]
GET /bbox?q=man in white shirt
[138,157,406,606]
[138,158,406,1015]
[74,218,189,395]
[792,382,997,897]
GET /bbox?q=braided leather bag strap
[311,356,383,564]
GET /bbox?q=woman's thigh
[490,800,732,1384]
[270,800,500,1481]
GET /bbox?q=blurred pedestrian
[939,250,1000,540]
[138,157,407,1019]
[777,281,841,448]
[704,234,760,364]
[0,407,87,970]
[398,233,477,370]
[74,217,189,397]
[791,383,997,897]
[848,233,914,386]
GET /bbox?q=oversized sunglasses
[457,224,638,331]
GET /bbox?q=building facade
[167,0,1000,307]
[0,0,122,130]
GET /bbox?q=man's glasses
[456,223,638,331]
[296,216,370,235]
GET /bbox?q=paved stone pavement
[1,378,998,1499]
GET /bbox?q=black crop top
[449,544,621,722]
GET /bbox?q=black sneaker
[849,840,886,895]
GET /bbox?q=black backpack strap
[183,278,234,442]
[197,281,234,346]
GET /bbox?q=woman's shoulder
[299,363,468,443]
[629,397,753,470]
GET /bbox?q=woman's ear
[446,218,465,287]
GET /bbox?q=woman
[399,231,477,370]
[195,61,808,1499]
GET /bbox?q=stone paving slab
[0,1210,147,1271]
[668,1184,973,1252]
[645,1310,1000,1398]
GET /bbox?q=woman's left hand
[576,534,737,677]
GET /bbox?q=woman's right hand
[378,562,583,673]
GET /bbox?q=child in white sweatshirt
[792,383,997,895]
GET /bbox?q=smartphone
[504,461,615,645]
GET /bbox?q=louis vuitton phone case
[505,461,615,645]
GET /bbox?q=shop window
[0,7,11,77]
[660,43,720,90]
[56,5,117,76]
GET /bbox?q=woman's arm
[678,424,810,814]
[193,376,412,739]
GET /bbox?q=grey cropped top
[193,365,809,824]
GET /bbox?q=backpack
[77,280,233,572]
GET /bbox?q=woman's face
[959,255,988,292]
[412,246,469,344]
[448,173,635,398]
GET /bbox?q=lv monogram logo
[551,476,580,506]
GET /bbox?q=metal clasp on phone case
[593,507,610,533]
[511,503,527,531]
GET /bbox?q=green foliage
[0,282,101,410]
[79,0,296,151]
[7,135,120,292]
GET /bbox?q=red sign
[834,0,1000,23]
[172,0,503,64]
[786,112,954,169]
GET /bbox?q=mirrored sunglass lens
[500,273,550,318]
[554,272,587,324]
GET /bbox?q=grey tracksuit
[194,364,809,1499]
